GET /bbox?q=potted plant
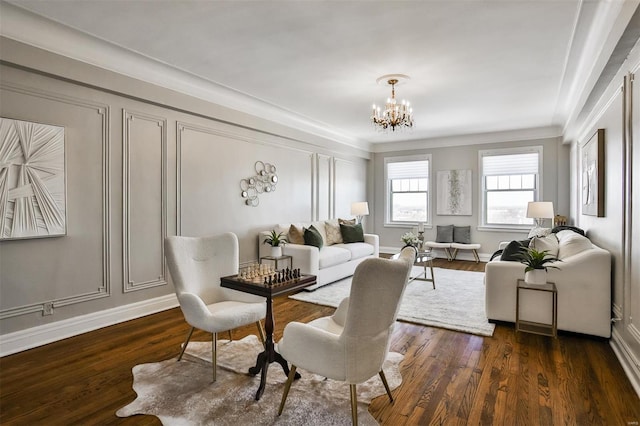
[515,246,561,284]
[263,230,287,257]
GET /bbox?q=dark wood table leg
[247,294,299,400]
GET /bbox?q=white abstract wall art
[581,128,605,217]
[437,169,472,216]
[0,117,66,240]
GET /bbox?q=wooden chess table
[220,270,317,400]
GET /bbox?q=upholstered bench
[423,241,454,260]
[450,242,481,262]
[424,225,481,263]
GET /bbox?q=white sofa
[484,230,611,338]
[258,221,379,291]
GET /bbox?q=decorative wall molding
[630,324,640,344]
[0,82,111,319]
[576,84,623,145]
[0,294,178,357]
[122,109,167,292]
[372,126,563,153]
[613,303,623,320]
[611,327,640,399]
[333,157,357,219]
[313,154,333,221]
[176,120,315,233]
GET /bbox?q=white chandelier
[371,75,414,132]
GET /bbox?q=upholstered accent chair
[164,232,266,381]
[277,246,416,424]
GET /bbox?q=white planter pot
[524,269,547,284]
[270,246,282,258]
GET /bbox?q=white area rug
[116,335,403,425]
[291,266,495,336]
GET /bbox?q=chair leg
[212,332,217,382]
[350,384,358,425]
[256,320,266,347]
[228,330,233,341]
[177,327,195,361]
[379,370,394,403]
[278,365,297,416]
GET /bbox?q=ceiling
[1,1,637,151]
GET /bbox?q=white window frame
[478,146,543,231]
[384,154,432,227]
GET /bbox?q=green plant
[515,246,561,272]
[263,230,287,247]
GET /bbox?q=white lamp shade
[351,201,369,216]
[526,201,554,219]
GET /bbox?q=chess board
[221,271,317,297]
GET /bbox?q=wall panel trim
[176,120,315,233]
[122,109,168,292]
[0,82,111,319]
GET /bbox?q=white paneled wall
[0,52,368,352]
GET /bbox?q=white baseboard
[610,327,640,399]
[0,294,179,357]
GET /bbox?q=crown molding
[0,1,369,152]
[370,126,563,153]
[561,0,640,143]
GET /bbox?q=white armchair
[164,232,266,381]
[277,247,416,424]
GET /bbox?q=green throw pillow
[340,223,364,243]
[500,239,531,261]
[303,225,324,249]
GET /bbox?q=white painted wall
[371,137,569,258]
[0,39,368,349]
[571,39,640,397]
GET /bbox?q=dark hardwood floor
[1,259,638,425]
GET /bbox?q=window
[384,155,431,225]
[480,147,542,228]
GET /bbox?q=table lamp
[351,202,369,224]
[526,201,554,237]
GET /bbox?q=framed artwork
[437,169,472,215]
[581,128,605,217]
[0,117,66,240]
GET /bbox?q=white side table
[516,279,557,338]
[259,255,293,271]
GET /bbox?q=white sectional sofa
[258,220,379,291]
[484,230,611,338]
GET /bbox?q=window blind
[387,160,429,179]
[482,152,538,175]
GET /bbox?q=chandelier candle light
[372,74,414,132]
